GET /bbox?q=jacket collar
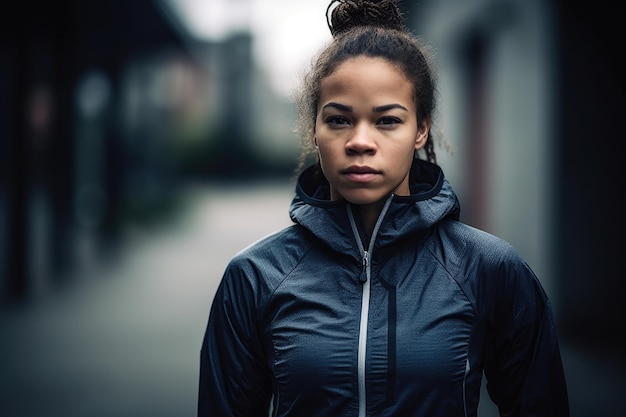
[289,159,460,256]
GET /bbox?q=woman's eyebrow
[322,103,408,112]
[322,102,352,112]
[373,103,408,112]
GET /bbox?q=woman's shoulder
[233,223,311,261]
[224,224,314,284]
[215,224,314,306]
[430,220,543,306]
[431,219,527,268]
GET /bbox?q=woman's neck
[354,199,387,238]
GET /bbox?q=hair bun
[327,0,405,37]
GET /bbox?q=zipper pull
[359,251,368,283]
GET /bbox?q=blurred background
[1,0,624,416]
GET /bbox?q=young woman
[198,1,569,416]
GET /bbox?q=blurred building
[0,0,296,304]
[1,0,188,302]
[406,0,625,354]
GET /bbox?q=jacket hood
[289,159,460,256]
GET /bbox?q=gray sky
[164,0,332,96]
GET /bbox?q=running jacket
[198,160,569,417]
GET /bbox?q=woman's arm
[483,253,569,416]
[198,262,272,417]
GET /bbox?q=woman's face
[315,56,429,205]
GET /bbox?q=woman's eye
[378,117,401,126]
[326,116,350,126]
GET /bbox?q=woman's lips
[342,166,379,183]
[345,172,377,182]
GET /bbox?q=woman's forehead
[319,57,414,103]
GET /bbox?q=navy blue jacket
[198,160,569,416]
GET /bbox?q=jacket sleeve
[198,260,272,417]
[483,246,570,417]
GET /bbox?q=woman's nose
[346,124,376,155]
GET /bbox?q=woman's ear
[414,118,431,151]
[311,126,318,148]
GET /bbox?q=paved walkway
[1,181,624,416]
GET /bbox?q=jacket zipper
[347,196,394,417]
[357,251,370,417]
[359,252,368,283]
